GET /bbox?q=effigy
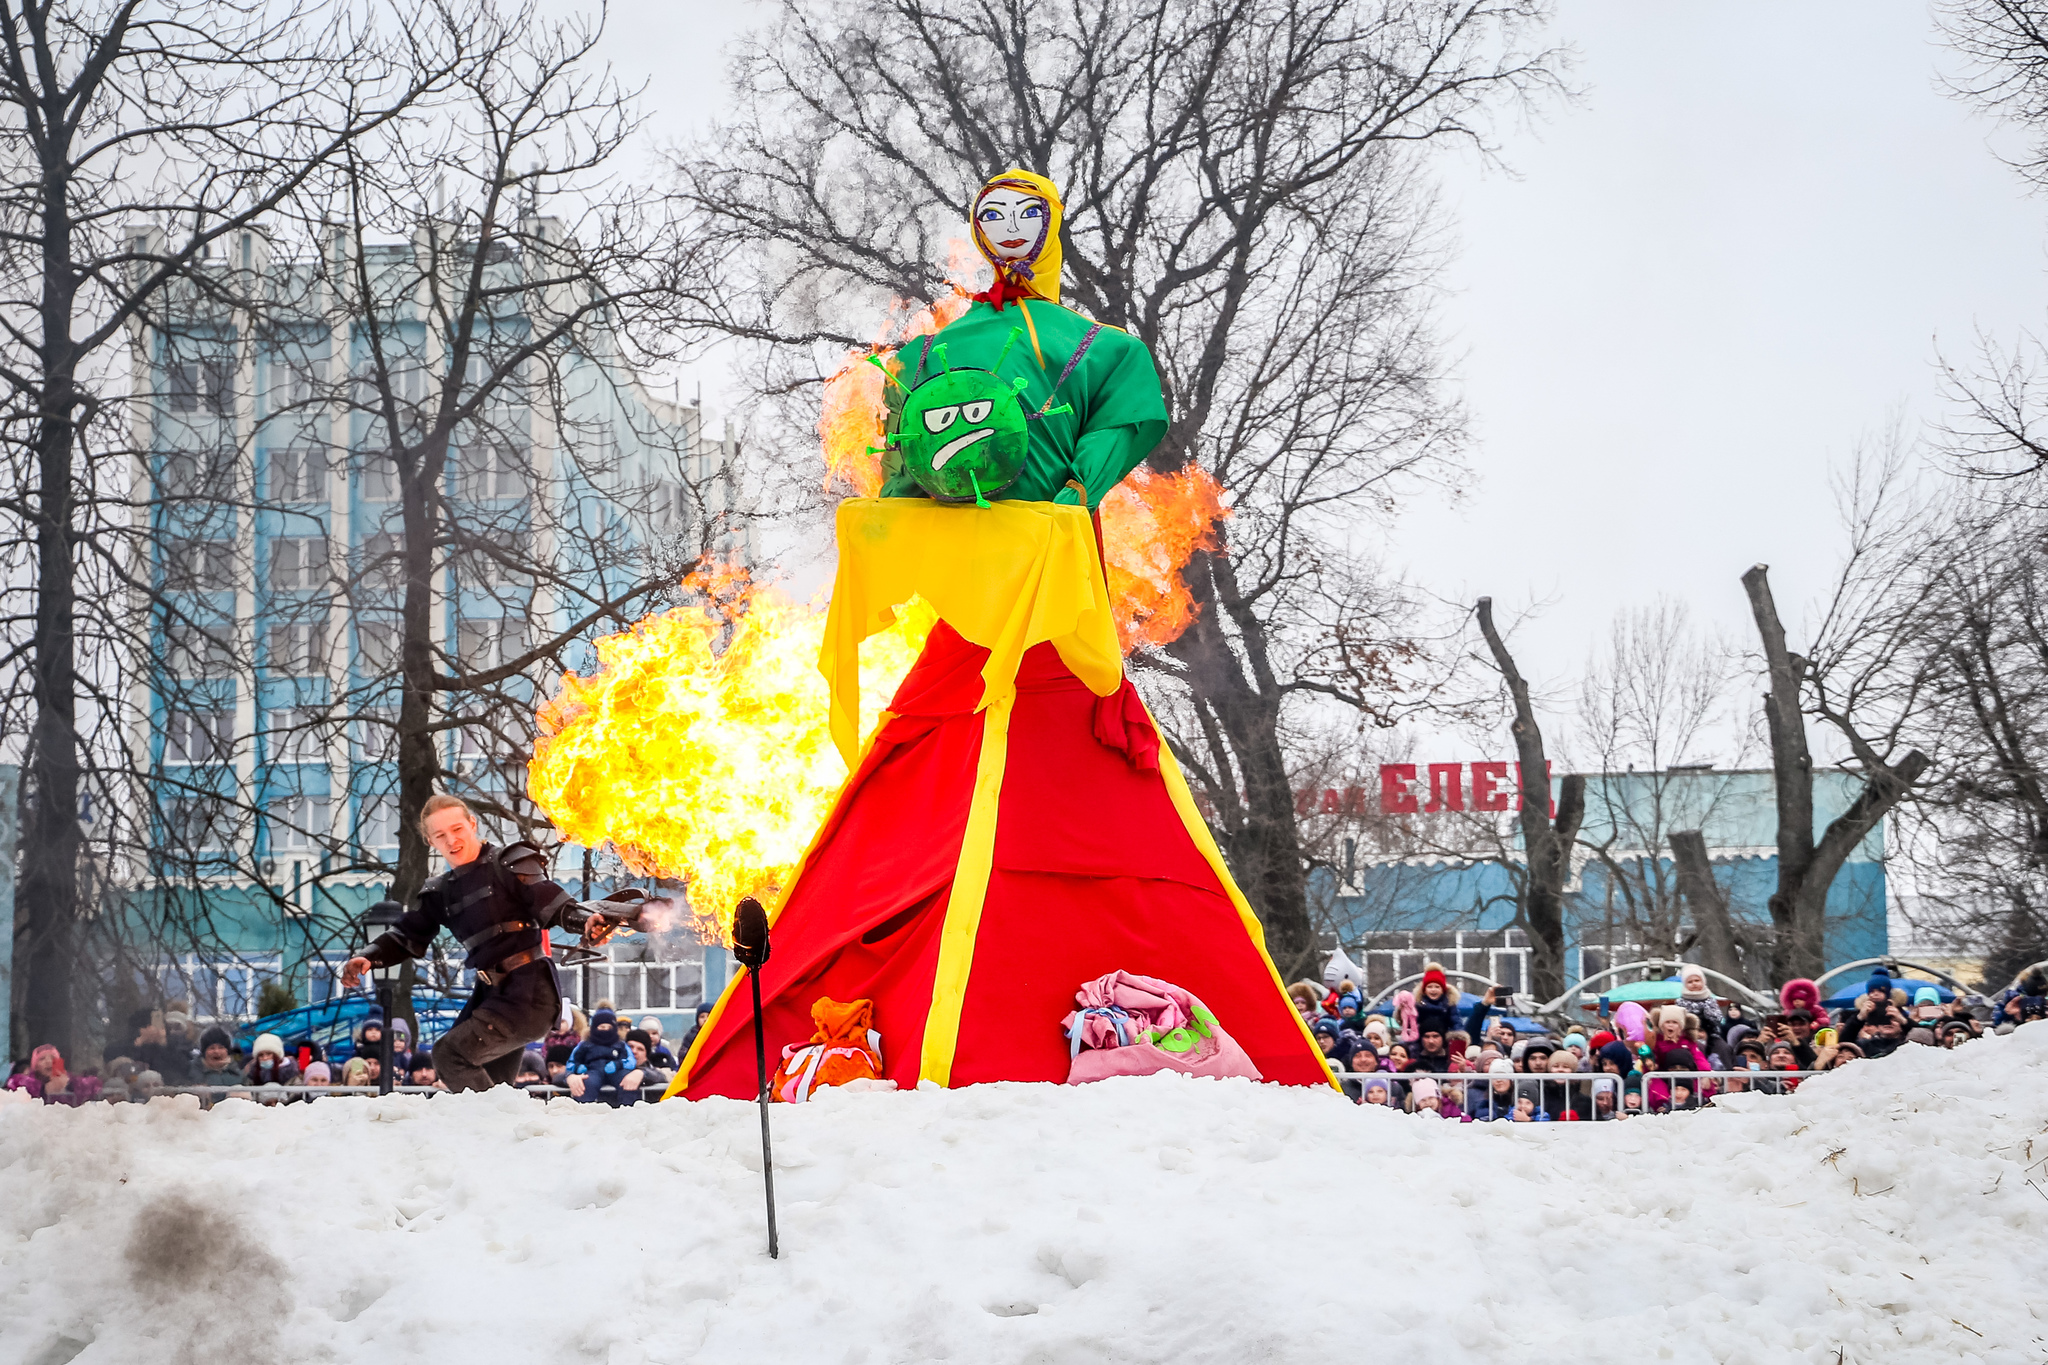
[668,171,1329,1097]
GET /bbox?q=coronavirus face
[897,368,1027,504]
[974,187,1049,264]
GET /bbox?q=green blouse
[880,298,1169,509]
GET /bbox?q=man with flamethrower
[340,794,646,1093]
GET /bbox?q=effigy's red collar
[971,274,1033,311]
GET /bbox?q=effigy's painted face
[897,368,1028,504]
[975,187,1050,264]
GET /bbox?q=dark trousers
[434,963,560,1093]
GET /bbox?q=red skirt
[678,622,1330,1097]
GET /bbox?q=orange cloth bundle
[771,996,885,1102]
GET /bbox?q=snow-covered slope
[3,1027,2044,1365]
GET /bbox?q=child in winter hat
[1778,978,1823,1016]
[568,1008,643,1105]
[1473,1059,1517,1121]
[243,1032,298,1088]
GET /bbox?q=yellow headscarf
[970,169,1063,306]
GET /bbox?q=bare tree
[1474,596,1583,999]
[1743,469,1931,984]
[670,0,1563,976]
[1940,0,2048,191]
[0,0,454,1054]
[1836,481,2048,986]
[1906,0,2048,983]
[1669,830,1741,982]
[285,4,714,910]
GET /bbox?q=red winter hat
[1421,967,1448,991]
[1590,1031,1616,1051]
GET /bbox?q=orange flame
[529,564,933,935]
[1100,464,1229,650]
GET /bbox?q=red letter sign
[1425,762,1465,813]
[1379,763,1417,814]
[1471,761,1509,812]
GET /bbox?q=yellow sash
[820,498,1123,765]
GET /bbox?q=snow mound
[3,1028,2045,1365]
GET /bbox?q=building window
[167,623,235,679]
[269,357,324,409]
[167,794,229,849]
[150,954,280,1020]
[267,795,329,851]
[269,536,329,591]
[165,710,232,765]
[355,706,399,762]
[1488,949,1528,994]
[163,538,235,592]
[358,794,398,852]
[268,446,329,502]
[457,616,529,671]
[359,532,405,591]
[304,957,352,1005]
[266,619,326,675]
[457,441,529,501]
[262,708,325,764]
[357,619,400,675]
[159,450,229,499]
[463,533,532,589]
[354,358,428,426]
[649,478,687,528]
[360,457,399,503]
[167,357,232,415]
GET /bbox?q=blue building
[1318,768,1887,995]
[125,224,743,1021]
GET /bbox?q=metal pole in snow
[733,896,778,1258]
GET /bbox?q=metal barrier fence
[46,1071,1838,1114]
[154,1084,573,1101]
[1336,1069,1837,1120]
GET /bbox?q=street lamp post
[361,898,404,1096]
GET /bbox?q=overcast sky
[602,0,2044,760]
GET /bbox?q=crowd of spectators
[7,968,2041,1115]
[3,998,717,1108]
[1293,961,2047,1121]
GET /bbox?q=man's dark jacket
[359,841,577,1033]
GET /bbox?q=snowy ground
[3,1028,2044,1365]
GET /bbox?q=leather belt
[474,946,548,986]
[462,919,534,951]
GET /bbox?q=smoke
[634,895,689,935]
[124,1194,290,1365]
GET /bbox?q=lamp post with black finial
[361,896,405,1096]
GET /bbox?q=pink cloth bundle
[1062,970,1264,1084]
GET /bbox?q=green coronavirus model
[896,366,1030,504]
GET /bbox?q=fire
[1100,464,1229,650]
[529,565,933,936]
